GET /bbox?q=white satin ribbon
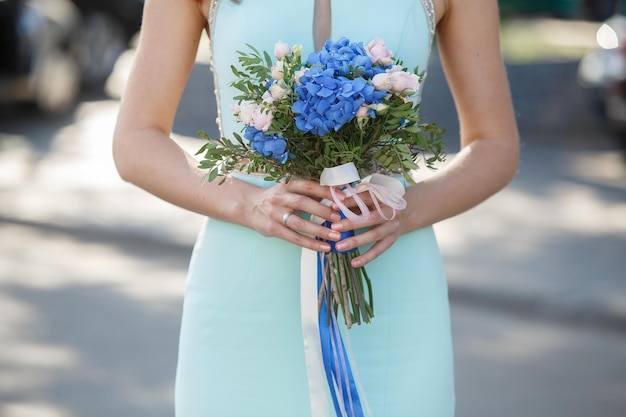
[320,162,407,223]
[300,248,331,417]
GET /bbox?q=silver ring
[281,211,294,226]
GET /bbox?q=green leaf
[208,168,219,182]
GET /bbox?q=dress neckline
[208,0,436,44]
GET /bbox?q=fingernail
[331,223,344,231]
[320,243,331,252]
[336,242,347,251]
[328,231,341,240]
[352,258,363,267]
[330,213,341,221]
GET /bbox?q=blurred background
[0,1,625,416]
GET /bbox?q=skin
[112,0,519,268]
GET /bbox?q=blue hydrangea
[244,126,290,164]
[307,37,389,78]
[293,67,387,136]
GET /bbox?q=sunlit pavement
[1,35,626,417]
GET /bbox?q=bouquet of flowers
[196,37,445,328]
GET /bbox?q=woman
[113,0,519,416]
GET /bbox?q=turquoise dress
[175,1,455,416]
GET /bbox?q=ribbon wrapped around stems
[320,162,407,224]
[301,162,407,417]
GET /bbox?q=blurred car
[0,0,83,114]
[498,0,579,18]
[583,0,621,21]
[578,6,626,142]
[71,0,144,85]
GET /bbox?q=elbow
[507,132,521,180]
[499,134,520,190]
[112,132,136,184]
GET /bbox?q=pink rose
[365,38,394,66]
[274,41,290,59]
[390,71,420,93]
[251,107,273,131]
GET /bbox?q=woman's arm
[112,0,340,252]
[333,0,520,266]
[406,0,520,227]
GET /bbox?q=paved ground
[1,35,626,417]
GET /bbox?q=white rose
[292,44,303,59]
[294,69,307,85]
[262,91,275,104]
[372,73,393,91]
[271,60,285,81]
[371,103,389,113]
[238,100,258,124]
[230,103,241,118]
[269,81,290,100]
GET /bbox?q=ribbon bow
[320,162,407,224]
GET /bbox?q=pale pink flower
[262,91,275,104]
[390,71,420,93]
[274,41,291,59]
[365,38,394,66]
[251,107,273,131]
[356,105,370,119]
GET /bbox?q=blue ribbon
[317,252,365,417]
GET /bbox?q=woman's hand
[329,189,409,268]
[244,178,344,252]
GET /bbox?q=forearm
[404,136,519,231]
[112,127,256,225]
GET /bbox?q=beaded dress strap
[419,0,436,44]
[208,0,220,39]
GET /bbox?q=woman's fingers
[350,235,397,267]
[283,179,342,223]
[331,211,404,267]
[285,178,335,201]
[276,213,342,252]
[330,202,396,234]
[247,180,344,251]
